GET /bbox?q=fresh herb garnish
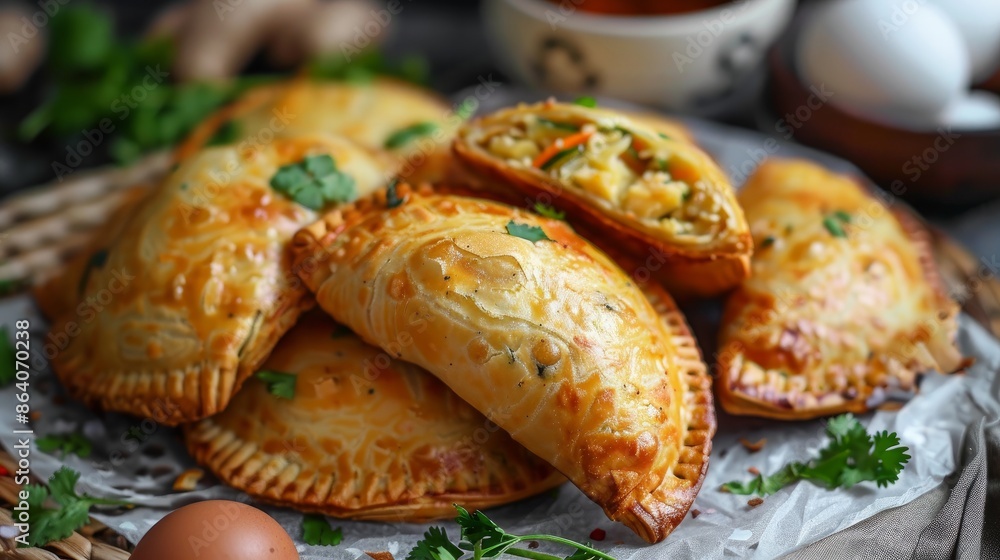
[36,432,93,459]
[0,327,14,387]
[255,370,297,400]
[573,96,597,108]
[823,216,847,238]
[656,158,669,171]
[833,210,852,223]
[270,154,356,210]
[18,6,260,164]
[760,236,775,248]
[308,49,428,86]
[722,414,910,497]
[408,505,615,560]
[506,221,551,243]
[385,122,439,149]
[386,179,405,209]
[658,132,671,140]
[21,467,131,547]
[408,526,464,560]
[455,98,478,120]
[78,250,109,296]
[533,203,565,220]
[206,119,242,146]
[301,514,343,546]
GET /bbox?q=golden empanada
[185,312,565,520]
[717,159,965,420]
[453,101,751,296]
[291,188,714,543]
[47,134,394,425]
[177,78,455,183]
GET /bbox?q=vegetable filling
[480,115,724,237]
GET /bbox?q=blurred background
[0,0,998,230]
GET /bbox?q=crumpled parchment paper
[1,112,997,559]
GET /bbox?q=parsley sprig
[506,221,551,243]
[21,467,131,547]
[532,203,565,221]
[270,154,357,210]
[722,414,910,496]
[408,505,615,560]
[301,514,343,546]
[255,370,297,400]
[36,432,93,459]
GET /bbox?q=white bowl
[483,0,795,112]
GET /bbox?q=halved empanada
[47,134,395,425]
[185,312,565,520]
[176,77,455,183]
[717,159,965,420]
[291,187,714,543]
[453,101,751,296]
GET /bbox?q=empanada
[177,78,455,183]
[717,159,965,420]
[291,188,714,543]
[453,101,751,296]
[48,134,394,425]
[185,312,565,521]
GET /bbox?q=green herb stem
[504,548,563,560]
[519,536,617,560]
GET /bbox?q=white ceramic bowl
[483,0,795,112]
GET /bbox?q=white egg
[939,90,1000,130]
[797,0,971,124]
[925,0,1000,82]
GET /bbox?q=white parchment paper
[1,114,998,559]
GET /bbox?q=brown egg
[131,500,299,560]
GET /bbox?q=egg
[797,0,971,126]
[131,500,299,560]
[939,90,1000,130]
[925,0,1000,82]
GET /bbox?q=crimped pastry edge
[717,176,965,420]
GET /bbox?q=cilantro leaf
[270,154,357,210]
[723,414,910,496]
[823,215,847,238]
[0,327,14,387]
[385,122,439,149]
[386,179,405,209]
[37,432,93,459]
[255,370,297,400]
[206,119,242,146]
[833,210,852,223]
[408,526,463,560]
[78,250,109,297]
[437,505,615,560]
[533,203,565,220]
[573,96,597,108]
[21,467,130,547]
[301,514,343,546]
[506,221,551,243]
